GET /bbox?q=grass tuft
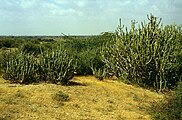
[52,91,69,102]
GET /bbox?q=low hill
[0,76,164,120]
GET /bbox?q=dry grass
[0,76,164,120]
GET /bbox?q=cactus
[2,45,75,85]
[2,50,39,83]
[102,14,181,91]
[91,65,106,80]
[39,45,75,85]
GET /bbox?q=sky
[0,0,181,36]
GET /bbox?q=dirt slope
[0,76,164,120]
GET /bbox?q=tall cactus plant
[39,45,75,85]
[2,50,39,83]
[2,45,75,85]
[102,14,181,91]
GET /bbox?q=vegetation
[150,82,182,120]
[0,38,22,48]
[2,46,75,85]
[20,42,42,55]
[102,14,182,91]
[0,14,181,119]
[61,34,110,76]
[52,91,69,102]
[0,14,181,90]
[0,76,164,120]
[2,50,39,84]
[39,45,75,85]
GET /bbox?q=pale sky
[0,0,181,35]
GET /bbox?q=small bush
[91,67,106,80]
[14,90,25,98]
[52,91,69,102]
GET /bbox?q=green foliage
[0,39,15,48]
[2,50,39,84]
[39,45,75,85]
[0,52,4,75]
[52,91,69,102]
[2,45,75,85]
[0,37,25,48]
[102,14,181,91]
[85,48,106,79]
[92,67,106,80]
[41,42,54,50]
[150,82,182,120]
[61,34,112,77]
[1,14,181,88]
[20,38,57,55]
[20,42,41,55]
[14,90,25,98]
[78,47,105,77]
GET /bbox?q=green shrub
[39,45,75,85]
[0,39,14,48]
[0,52,4,75]
[61,34,111,76]
[2,44,75,85]
[20,42,43,55]
[2,50,39,84]
[92,67,106,80]
[0,38,25,48]
[151,82,182,120]
[52,91,69,102]
[102,14,181,91]
[77,48,105,77]
[74,51,93,75]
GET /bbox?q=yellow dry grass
[0,76,164,120]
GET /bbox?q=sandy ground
[0,76,164,120]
